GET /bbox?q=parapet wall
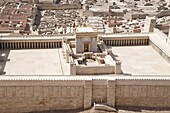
[0,77,170,113]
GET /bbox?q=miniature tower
[144,16,156,33]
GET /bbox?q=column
[84,80,92,109]
[141,39,143,45]
[2,43,4,49]
[23,42,25,49]
[44,42,46,48]
[14,42,16,49]
[41,42,43,48]
[27,42,29,48]
[59,42,62,48]
[115,60,122,74]
[144,39,145,45]
[107,80,116,107]
[25,42,27,49]
[0,43,2,49]
[125,40,126,46]
[55,42,58,48]
[30,42,32,48]
[15,42,17,49]
[34,42,36,48]
[8,43,11,49]
[120,40,122,46]
[70,62,76,75]
[51,42,53,48]
[139,39,141,45]
[117,40,119,46]
[38,42,40,48]
[122,40,124,46]
[130,40,132,45]
[47,42,49,48]
[135,39,137,45]
[56,42,59,48]
[53,42,55,48]
[49,42,51,48]
[0,43,1,49]
[20,42,22,49]
[36,42,38,48]
[18,42,20,49]
[147,39,149,45]
[12,42,14,49]
[6,43,9,49]
[128,40,130,46]
[25,42,27,48]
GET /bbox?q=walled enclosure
[0,77,170,113]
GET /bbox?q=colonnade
[103,39,149,46]
[0,41,62,49]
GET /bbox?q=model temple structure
[0,0,170,113]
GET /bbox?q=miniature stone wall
[76,66,115,75]
[37,4,81,10]
[0,80,85,113]
[116,79,170,107]
[149,39,170,63]
[0,78,170,113]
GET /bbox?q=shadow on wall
[0,50,10,75]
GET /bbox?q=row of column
[0,41,62,49]
[104,39,149,46]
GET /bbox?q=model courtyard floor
[111,46,170,75]
[1,49,69,75]
[0,46,170,75]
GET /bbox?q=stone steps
[94,102,116,112]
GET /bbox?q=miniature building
[144,16,156,33]
[76,27,98,53]
[65,27,122,75]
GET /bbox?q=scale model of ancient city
[0,0,170,113]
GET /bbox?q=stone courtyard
[111,46,170,75]
[1,45,170,76]
[1,49,69,75]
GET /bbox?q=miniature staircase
[94,102,117,112]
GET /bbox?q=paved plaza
[1,46,170,76]
[0,49,69,75]
[111,46,170,75]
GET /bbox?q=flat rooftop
[111,46,170,75]
[76,27,95,33]
[0,49,69,75]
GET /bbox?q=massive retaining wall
[0,77,170,113]
[0,80,86,113]
[116,79,170,107]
